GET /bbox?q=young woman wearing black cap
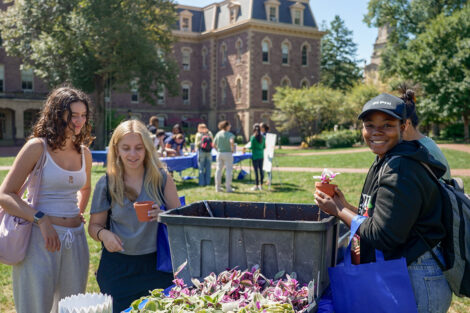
[315,93,452,313]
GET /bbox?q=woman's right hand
[335,187,357,213]
[101,230,124,252]
[38,216,61,252]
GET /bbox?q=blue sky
[176,0,377,65]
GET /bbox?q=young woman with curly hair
[0,86,94,313]
[89,120,181,312]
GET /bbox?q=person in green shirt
[250,124,266,191]
[213,120,235,192]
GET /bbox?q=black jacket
[358,140,447,265]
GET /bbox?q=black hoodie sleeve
[358,158,423,251]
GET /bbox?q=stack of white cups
[58,293,112,313]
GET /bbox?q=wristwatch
[33,211,45,225]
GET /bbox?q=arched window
[281,77,291,87]
[262,40,270,63]
[301,45,308,66]
[221,79,227,104]
[300,78,309,88]
[236,39,242,63]
[235,78,242,102]
[181,48,191,71]
[182,82,191,105]
[281,43,289,65]
[202,47,208,69]
[261,77,270,102]
[221,43,227,67]
[201,81,207,106]
[130,79,138,103]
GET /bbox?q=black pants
[252,158,264,186]
[96,248,174,313]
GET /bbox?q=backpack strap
[105,173,112,230]
[378,155,446,270]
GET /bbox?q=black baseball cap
[358,93,407,120]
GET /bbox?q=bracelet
[96,228,106,242]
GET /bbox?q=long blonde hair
[107,120,166,206]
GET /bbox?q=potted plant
[313,169,340,197]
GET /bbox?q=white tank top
[32,146,86,217]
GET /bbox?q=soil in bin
[169,201,331,222]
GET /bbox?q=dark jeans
[252,158,264,186]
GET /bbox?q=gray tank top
[90,169,168,255]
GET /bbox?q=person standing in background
[147,116,159,135]
[213,121,235,193]
[195,123,213,186]
[250,124,266,191]
[399,87,452,181]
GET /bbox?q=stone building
[364,25,390,84]
[0,0,323,145]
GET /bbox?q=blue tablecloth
[92,151,252,171]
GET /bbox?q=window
[294,10,301,25]
[21,68,33,92]
[201,81,207,105]
[229,3,240,23]
[282,43,289,65]
[130,79,139,103]
[301,79,309,88]
[0,65,4,93]
[262,77,269,102]
[301,45,308,66]
[236,39,242,63]
[182,84,190,105]
[182,49,190,71]
[202,47,208,69]
[221,43,227,67]
[269,7,277,22]
[179,10,193,32]
[182,18,190,31]
[262,40,269,63]
[157,116,165,127]
[157,84,165,105]
[281,77,291,87]
[235,78,242,102]
[221,79,227,104]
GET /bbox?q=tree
[0,0,179,148]
[344,83,381,128]
[320,15,363,91]
[397,5,470,142]
[364,0,466,79]
[272,85,344,140]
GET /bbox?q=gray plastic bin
[160,201,341,299]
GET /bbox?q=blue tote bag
[156,196,185,273]
[328,216,418,313]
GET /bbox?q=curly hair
[30,86,94,152]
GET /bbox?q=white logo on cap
[372,100,392,106]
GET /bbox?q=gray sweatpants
[13,223,89,313]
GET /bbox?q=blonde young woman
[89,120,181,313]
[0,86,93,313]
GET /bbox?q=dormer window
[290,2,305,26]
[229,2,241,24]
[264,0,280,23]
[179,10,193,32]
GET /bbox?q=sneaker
[258,185,263,191]
[251,186,258,191]
[226,189,233,193]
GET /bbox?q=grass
[0,157,15,166]
[0,147,469,312]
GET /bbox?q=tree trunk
[93,75,106,150]
[463,113,469,143]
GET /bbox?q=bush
[280,136,290,145]
[440,122,469,140]
[322,129,362,148]
[305,135,326,148]
[188,134,196,144]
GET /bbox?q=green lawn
[0,148,469,312]
[0,157,15,166]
